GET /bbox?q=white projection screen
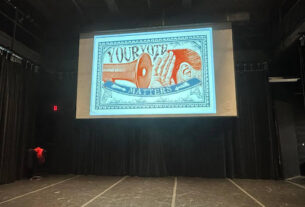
[76,24,237,118]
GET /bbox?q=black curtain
[39,69,280,179]
[225,70,280,178]
[0,56,37,184]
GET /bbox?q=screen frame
[76,23,238,119]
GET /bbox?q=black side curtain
[42,69,280,179]
[225,70,280,178]
[0,56,37,184]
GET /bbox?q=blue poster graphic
[90,27,216,116]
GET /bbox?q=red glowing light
[53,105,58,111]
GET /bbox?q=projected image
[90,27,216,116]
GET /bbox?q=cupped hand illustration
[149,51,176,88]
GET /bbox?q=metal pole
[11,9,18,50]
[299,34,305,108]
[162,9,165,26]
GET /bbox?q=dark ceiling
[0,0,281,49]
[2,0,305,76]
[3,0,304,67]
[3,0,280,29]
[24,0,279,26]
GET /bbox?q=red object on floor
[34,147,45,164]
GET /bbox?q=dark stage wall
[36,69,280,179]
[0,52,281,183]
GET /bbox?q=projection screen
[76,24,237,118]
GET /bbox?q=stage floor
[0,175,304,207]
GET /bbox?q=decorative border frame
[90,27,216,115]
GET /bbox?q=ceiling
[4,0,304,75]
[19,0,279,27]
[0,0,284,58]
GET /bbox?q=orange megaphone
[102,53,153,88]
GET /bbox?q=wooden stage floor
[0,175,304,207]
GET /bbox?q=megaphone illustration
[102,53,153,88]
